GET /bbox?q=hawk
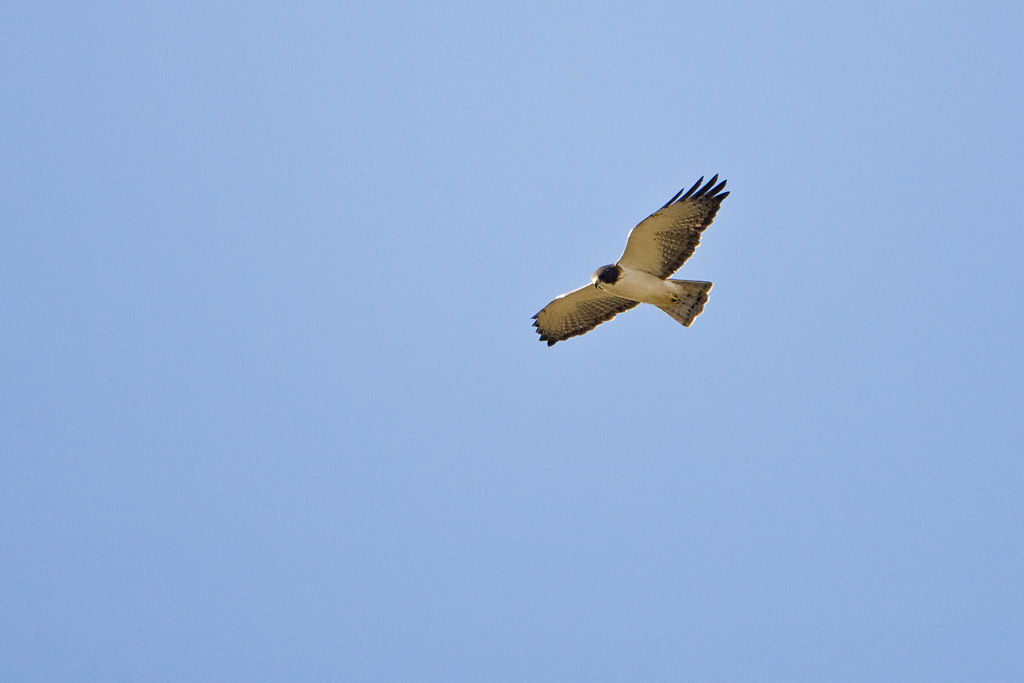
[533,175,729,346]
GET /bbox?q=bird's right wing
[532,285,639,346]
[617,175,729,279]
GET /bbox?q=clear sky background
[3,1,1022,681]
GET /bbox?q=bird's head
[591,264,622,289]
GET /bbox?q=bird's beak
[592,279,599,289]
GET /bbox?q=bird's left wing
[532,285,639,346]
[617,175,729,279]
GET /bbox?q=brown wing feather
[617,175,729,279]
[532,285,639,346]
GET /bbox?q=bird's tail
[658,280,713,327]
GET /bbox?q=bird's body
[592,265,680,307]
[533,175,728,346]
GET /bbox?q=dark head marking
[593,264,623,285]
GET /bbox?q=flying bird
[533,175,729,346]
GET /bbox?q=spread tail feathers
[658,280,712,327]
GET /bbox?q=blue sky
[3,1,1022,680]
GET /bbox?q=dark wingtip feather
[693,174,719,198]
[533,310,561,345]
[678,176,704,202]
[659,187,687,210]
